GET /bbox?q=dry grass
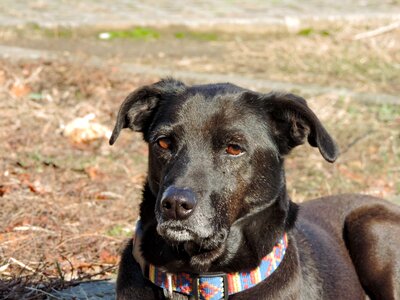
[102,20,400,94]
[0,60,156,298]
[286,94,399,202]
[220,21,400,94]
[1,20,399,95]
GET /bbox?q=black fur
[111,79,400,299]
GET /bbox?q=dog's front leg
[116,239,164,300]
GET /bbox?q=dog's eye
[157,137,172,150]
[226,144,243,156]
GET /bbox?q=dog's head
[110,79,338,271]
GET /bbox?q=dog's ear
[109,78,185,145]
[248,92,339,162]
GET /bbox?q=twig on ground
[13,225,58,236]
[54,261,64,281]
[353,21,400,40]
[340,131,374,155]
[25,286,63,299]
[9,257,36,273]
[0,263,10,273]
[56,233,120,249]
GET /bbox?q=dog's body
[110,79,400,299]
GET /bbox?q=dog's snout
[161,187,196,220]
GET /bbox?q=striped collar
[133,221,288,300]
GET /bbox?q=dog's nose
[160,187,196,220]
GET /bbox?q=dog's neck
[214,189,298,272]
[139,182,298,273]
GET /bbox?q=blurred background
[0,1,399,298]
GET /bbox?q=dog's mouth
[157,225,195,243]
[157,222,228,251]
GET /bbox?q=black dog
[110,79,400,300]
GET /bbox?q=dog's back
[298,194,400,299]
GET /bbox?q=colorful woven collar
[142,232,288,300]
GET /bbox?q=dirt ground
[1,20,400,95]
[0,18,399,299]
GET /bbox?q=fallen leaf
[62,114,111,145]
[10,82,31,97]
[0,185,11,197]
[99,249,118,264]
[84,166,105,180]
[94,191,122,200]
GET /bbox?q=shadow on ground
[52,280,115,300]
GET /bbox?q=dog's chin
[157,224,228,272]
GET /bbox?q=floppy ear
[109,78,185,145]
[257,92,339,162]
